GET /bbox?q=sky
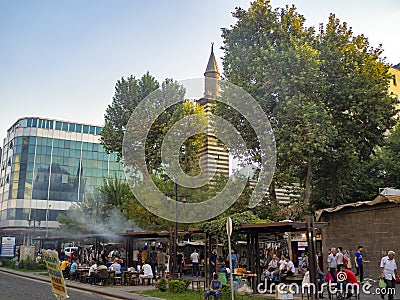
[0,0,399,142]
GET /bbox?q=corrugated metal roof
[315,189,400,221]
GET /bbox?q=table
[76,268,90,283]
[233,273,257,289]
[123,271,140,286]
[192,279,206,291]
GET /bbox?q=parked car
[64,246,78,257]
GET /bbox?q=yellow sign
[41,249,68,300]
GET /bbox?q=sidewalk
[4,268,393,300]
[0,267,161,300]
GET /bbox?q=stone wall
[320,202,400,279]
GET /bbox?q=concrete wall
[320,202,400,279]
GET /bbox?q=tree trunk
[304,161,312,206]
[268,181,277,203]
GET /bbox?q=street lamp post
[28,214,41,246]
[46,204,51,237]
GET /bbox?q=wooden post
[205,232,208,284]
[169,227,174,278]
[254,232,260,290]
[306,215,318,300]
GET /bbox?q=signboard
[1,236,16,257]
[20,246,35,261]
[298,241,308,251]
[41,249,68,300]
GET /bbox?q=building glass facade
[0,117,124,230]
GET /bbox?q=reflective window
[19,119,28,128]
[1,128,124,216]
[62,122,68,131]
[55,121,62,130]
[95,127,102,135]
[89,126,95,134]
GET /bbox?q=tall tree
[220,0,398,209]
[101,72,159,159]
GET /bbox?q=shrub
[0,258,14,267]
[221,284,231,300]
[155,277,168,292]
[179,277,191,290]
[168,279,185,293]
[16,257,46,271]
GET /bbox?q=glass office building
[0,117,124,231]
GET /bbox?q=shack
[316,188,400,279]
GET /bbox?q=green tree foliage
[376,122,400,188]
[220,0,399,209]
[201,211,262,247]
[101,72,159,160]
[101,74,207,174]
[354,122,400,197]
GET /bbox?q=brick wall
[320,202,400,279]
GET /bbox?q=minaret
[198,43,229,178]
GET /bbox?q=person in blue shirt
[354,245,369,282]
[203,273,222,299]
[69,258,78,280]
[226,249,237,271]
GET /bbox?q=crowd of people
[54,242,399,300]
[58,246,158,286]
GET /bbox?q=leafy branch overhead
[220,0,399,209]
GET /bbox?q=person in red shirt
[338,264,359,300]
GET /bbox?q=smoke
[54,199,143,240]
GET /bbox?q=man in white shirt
[280,256,295,280]
[110,260,121,276]
[336,247,344,268]
[327,248,338,282]
[190,249,200,277]
[88,261,98,284]
[265,254,280,280]
[278,254,287,272]
[380,251,398,300]
[285,257,296,275]
[139,261,154,284]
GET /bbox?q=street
[0,271,117,300]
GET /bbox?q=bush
[221,284,231,300]
[179,277,191,290]
[168,279,186,293]
[0,258,14,267]
[16,257,46,271]
[155,277,168,292]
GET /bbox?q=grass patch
[136,289,259,300]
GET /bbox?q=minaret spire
[197,44,229,178]
[204,42,220,98]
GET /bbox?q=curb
[0,267,162,300]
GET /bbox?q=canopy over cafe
[33,219,327,294]
[233,219,327,290]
